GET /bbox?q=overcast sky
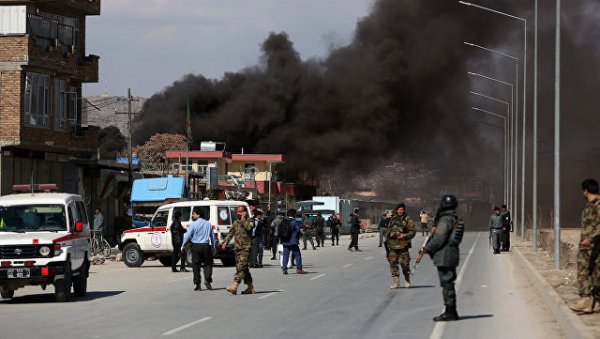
[83,0,374,98]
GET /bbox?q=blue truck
[130,176,186,228]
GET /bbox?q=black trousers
[501,229,511,250]
[171,242,186,270]
[437,266,457,311]
[191,243,213,285]
[331,230,339,245]
[349,233,359,250]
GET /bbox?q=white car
[0,188,91,302]
[119,200,251,267]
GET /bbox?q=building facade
[0,0,100,195]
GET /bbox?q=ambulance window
[217,207,230,225]
[173,207,191,222]
[229,206,248,223]
[194,206,210,221]
[75,201,89,225]
[152,210,169,227]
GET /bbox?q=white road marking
[310,274,326,280]
[258,290,282,300]
[343,264,353,268]
[167,276,190,283]
[429,232,481,339]
[162,317,211,336]
[364,256,373,260]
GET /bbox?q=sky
[83,0,374,98]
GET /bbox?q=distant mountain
[82,96,146,136]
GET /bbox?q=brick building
[0,0,100,195]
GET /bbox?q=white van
[119,200,251,267]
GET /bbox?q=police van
[119,200,251,267]
[0,185,91,302]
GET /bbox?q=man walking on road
[489,207,503,254]
[348,208,362,252]
[221,206,256,295]
[386,203,416,289]
[270,213,283,260]
[281,209,305,275]
[500,204,511,251]
[421,194,462,321]
[182,207,215,291]
[170,211,188,272]
[314,213,326,247]
[302,214,316,250]
[570,179,600,313]
[419,210,428,236]
[330,213,341,246]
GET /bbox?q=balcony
[0,35,99,82]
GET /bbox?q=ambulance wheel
[123,243,145,267]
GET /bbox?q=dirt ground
[513,240,600,338]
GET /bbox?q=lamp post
[469,91,511,204]
[459,0,532,247]
[464,42,522,237]
[553,0,561,269]
[468,72,515,213]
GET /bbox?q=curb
[512,246,595,339]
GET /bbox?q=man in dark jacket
[170,211,187,272]
[314,213,326,247]
[348,208,362,252]
[500,204,511,251]
[281,209,305,275]
[422,194,461,321]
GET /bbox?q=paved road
[0,233,564,339]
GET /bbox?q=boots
[569,297,593,313]
[204,282,212,290]
[390,276,400,289]
[433,307,459,321]
[226,281,240,295]
[405,277,411,289]
[241,282,256,295]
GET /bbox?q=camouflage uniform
[386,213,416,281]
[223,218,255,284]
[577,199,600,297]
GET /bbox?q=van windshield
[0,205,67,232]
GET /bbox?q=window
[75,201,89,225]
[151,210,169,227]
[244,163,256,180]
[66,87,78,133]
[54,80,66,130]
[0,204,66,232]
[24,72,50,127]
[173,207,191,222]
[0,6,26,34]
[192,206,210,221]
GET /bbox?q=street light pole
[464,42,522,237]
[468,72,515,211]
[459,0,529,247]
[472,107,508,199]
[553,0,561,269]
[469,91,511,204]
[533,0,539,249]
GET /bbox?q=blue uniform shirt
[182,218,214,247]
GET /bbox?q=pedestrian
[221,206,256,295]
[281,209,305,275]
[263,211,273,252]
[270,213,283,260]
[93,207,104,231]
[421,194,462,321]
[386,203,416,289]
[302,214,316,250]
[378,212,389,247]
[420,210,429,236]
[250,211,264,268]
[489,207,502,254]
[500,204,511,251]
[569,179,600,313]
[314,212,326,247]
[348,208,362,252]
[181,207,215,291]
[170,211,188,272]
[329,213,341,246]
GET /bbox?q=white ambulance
[119,200,251,267]
[0,185,91,302]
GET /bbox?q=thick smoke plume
[134,0,494,179]
[99,126,126,160]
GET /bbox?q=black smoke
[134,0,495,181]
[99,126,127,160]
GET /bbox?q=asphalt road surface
[0,233,565,339]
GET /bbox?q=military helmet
[440,194,458,210]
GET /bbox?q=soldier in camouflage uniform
[570,179,600,313]
[386,203,416,289]
[221,206,256,295]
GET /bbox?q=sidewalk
[511,239,600,338]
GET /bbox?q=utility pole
[116,88,141,187]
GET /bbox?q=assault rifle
[413,235,430,272]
